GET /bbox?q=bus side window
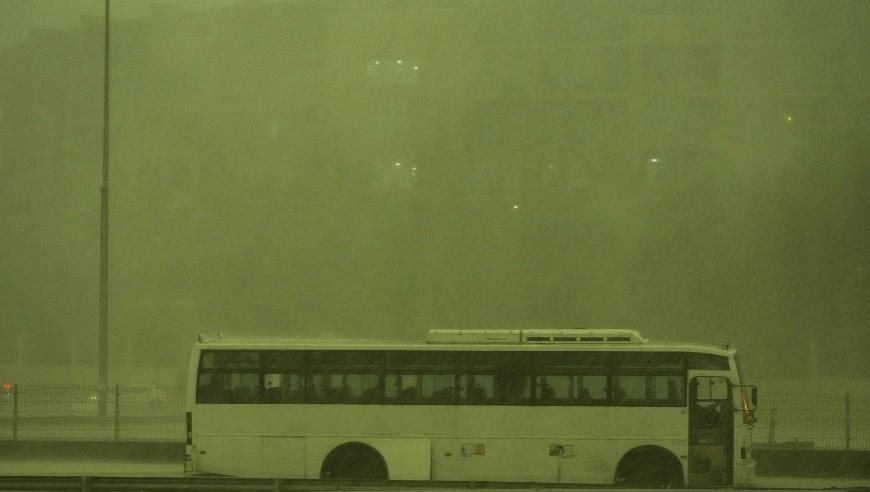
[346,373,380,403]
[460,374,493,404]
[285,374,307,402]
[575,375,607,403]
[422,374,455,404]
[261,373,306,403]
[197,373,230,403]
[309,374,337,403]
[650,375,686,405]
[387,374,421,404]
[324,374,346,403]
[262,373,283,403]
[229,373,258,404]
[611,375,645,404]
[497,374,530,404]
[535,375,570,404]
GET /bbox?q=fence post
[11,384,18,441]
[844,391,850,451]
[113,384,120,441]
[768,408,777,445]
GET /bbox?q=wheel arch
[320,441,389,480]
[614,444,685,487]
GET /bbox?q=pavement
[0,460,867,489]
[750,476,870,489]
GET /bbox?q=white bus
[185,329,757,487]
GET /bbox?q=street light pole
[98,0,111,417]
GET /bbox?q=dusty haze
[0,0,868,388]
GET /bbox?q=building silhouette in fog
[0,0,867,386]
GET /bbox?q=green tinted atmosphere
[0,0,867,387]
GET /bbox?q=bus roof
[194,329,736,357]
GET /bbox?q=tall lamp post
[98,0,111,417]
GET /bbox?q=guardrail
[2,386,868,450]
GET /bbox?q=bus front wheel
[320,442,389,480]
[615,446,684,488]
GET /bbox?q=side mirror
[751,387,758,407]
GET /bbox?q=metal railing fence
[0,384,184,441]
[2,385,868,449]
[753,392,870,450]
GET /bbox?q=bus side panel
[196,435,264,476]
[559,442,620,484]
[263,437,307,478]
[430,438,682,484]
[431,438,557,482]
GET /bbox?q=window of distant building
[367,58,419,86]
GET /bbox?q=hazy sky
[0,0,244,50]
[0,0,868,387]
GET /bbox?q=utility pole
[98,0,111,417]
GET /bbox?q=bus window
[309,350,382,404]
[228,373,259,403]
[694,375,729,400]
[613,351,684,371]
[535,375,570,404]
[497,374,531,404]
[331,374,347,402]
[261,351,305,372]
[537,351,607,371]
[459,374,493,404]
[386,374,421,404]
[650,374,686,405]
[346,373,380,403]
[575,375,607,403]
[262,373,306,403]
[385,351,455,404]
[422,374,455,404]
[262,373,283,403]
[200,350,259,371]
[611,375,645,404]
[687,353,730,371]
[197,373,231,403]
[309,374,341,403]
[690,376,731,444]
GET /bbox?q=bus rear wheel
[320,442,388,480]
[615,446,684,488]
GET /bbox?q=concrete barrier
[0,441,184,463]
[754,446,870,478]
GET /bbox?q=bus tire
[615,445,684,488]
[320,442,389,480]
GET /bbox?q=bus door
[687,373,733,487]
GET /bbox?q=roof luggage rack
[427,328,648,344]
